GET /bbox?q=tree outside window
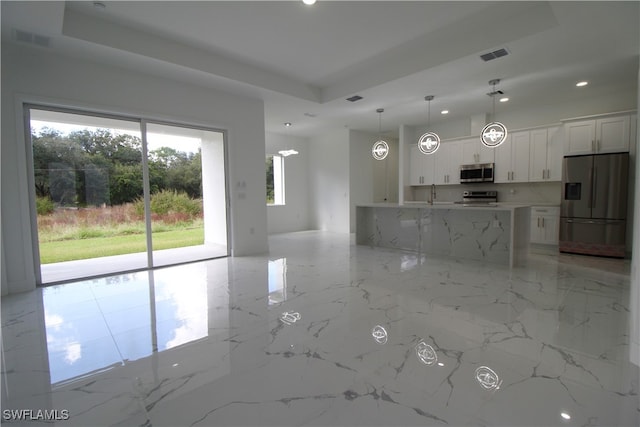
[266,154,284,205]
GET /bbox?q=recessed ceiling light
[499,97,509,102]
[284,122,292,127]
[303,0,316,5]
[441,110,449,115]
[93,2,106,9]
[576,81,588,87]
[560,412,571,421]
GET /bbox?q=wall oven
[460,163,494,183]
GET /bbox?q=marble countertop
[357,202,532,211]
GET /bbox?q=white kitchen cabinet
[529,126,563,182]
[564,115,630,155]
[433,141,462,185]
[462,138,494,164]
[409,145,434,185]
[530,206,560,245]
[494,131,530,183]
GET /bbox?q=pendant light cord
[425,95,434,128]
[492,81,496,122]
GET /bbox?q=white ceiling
[2,1,639,138]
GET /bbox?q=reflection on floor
[2,231,638,426]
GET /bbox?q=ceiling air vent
[346,95,363,102]
[480,48,509,62]
[13,29,51,48]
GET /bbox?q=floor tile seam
[89,286,127,365]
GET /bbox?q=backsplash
[410,181,561,205]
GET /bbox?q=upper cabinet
[410,141,462,186]
[461,138,494,164]
[409,145,435,186]
[529,126,563,182]
[564,114,630,155]
[433,141,462,185]
[494,131,530,183]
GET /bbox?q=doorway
[27,106,229,284]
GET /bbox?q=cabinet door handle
[541,217,545,228]
[537,217,540,227]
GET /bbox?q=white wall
[308,129,350,233]
[265,132,310,234]
[630,68,640,367]
[1,44,268,295]
[349,130,399,233]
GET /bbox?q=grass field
[39,228,204,263]
[38,203,204,264]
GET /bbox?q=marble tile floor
[1,231,638,426]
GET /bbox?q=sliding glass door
[145,122,227,268]
[27,106,228,284]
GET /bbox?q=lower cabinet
[530,206,560,245]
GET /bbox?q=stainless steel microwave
[460,163,494,183]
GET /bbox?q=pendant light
[481,79,508,148]
[417,95,440,155]
[372,108,389,160]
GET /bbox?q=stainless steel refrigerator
[560,152,629,258]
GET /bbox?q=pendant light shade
[481,79,508,148]
[417,95,440,155]
[372,108,389,160]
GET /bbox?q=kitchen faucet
[428,184,436,205]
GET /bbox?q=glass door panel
[145,123,228,267]
[30,108,148,283]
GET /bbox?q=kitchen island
[356,203,531,267]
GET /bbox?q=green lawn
[40,228,204,264]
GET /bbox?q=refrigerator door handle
[588,167,594,208]
[592,168,597,208]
